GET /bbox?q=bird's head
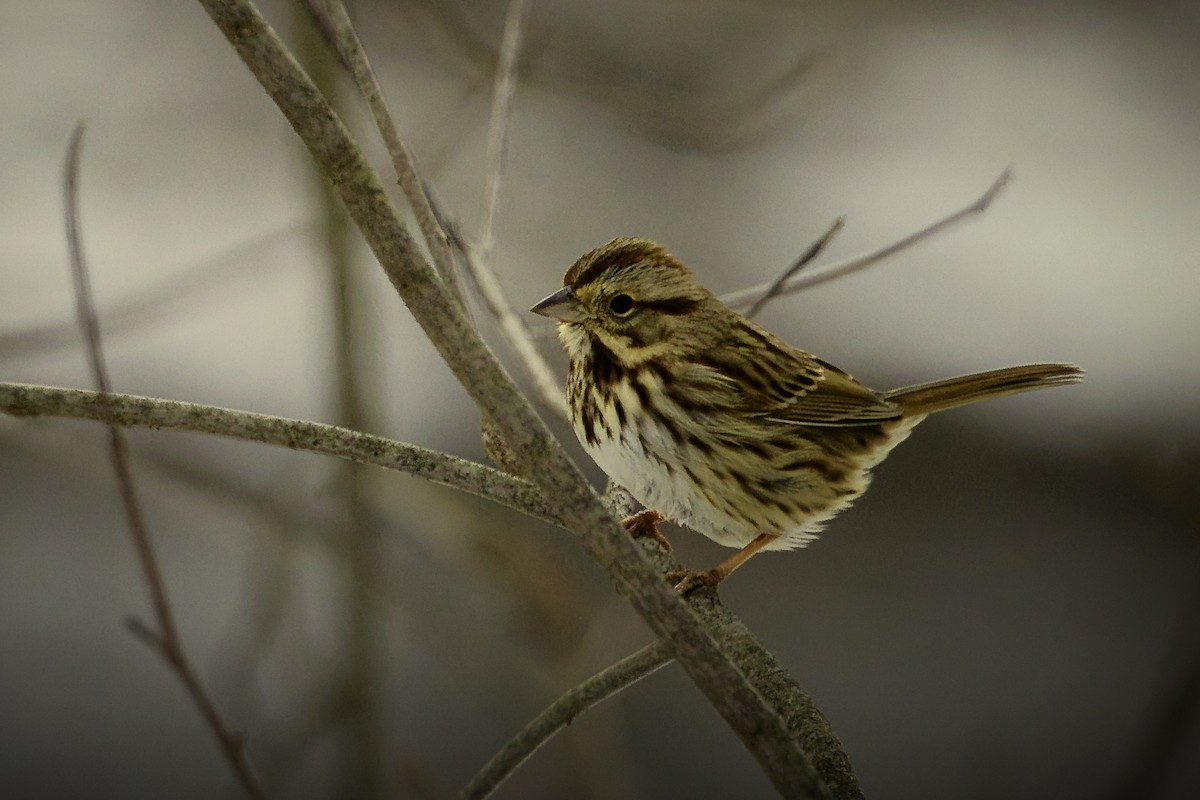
[530,238,714,365]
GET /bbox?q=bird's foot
[666,568,723,596]
[621,509,671,552]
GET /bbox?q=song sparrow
[532,238,1083,593]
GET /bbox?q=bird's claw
[622,509,672,552]
[666,569,721,596]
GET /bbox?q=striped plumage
[532,238,1083,591]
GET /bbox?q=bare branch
[421,188,567,417]
[4,378,860,797]
[193,2,851,793]
[0,382,560,527]
[478,0,529,267]
[306,0,561,417]
[459,238,568,418]
[745,216,844,319]
[302,0,462,304]
[61,125,266,799]
[462,641,674,799]
[723,168,1013,312]
[448,0,567,418]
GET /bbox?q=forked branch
[191,1,856,794]
[61,125,266,799]
[723,168,1013,311]
[301,0,462,302]
[462,0,566,417]
[305,0,565,416]
[745,216,845,319]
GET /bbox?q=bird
[531,237,1083,593]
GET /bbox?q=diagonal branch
[61,125,266,799]
[456,228,568,418]
[421,187,568,418]
[301,0,463,306]
[457,0,566,417]
[307,0,562,416]
[461,641,674,799]
[193,2,851,795]
[0,382,560,526]
[722,168,1013,312]
[745,216,844,319]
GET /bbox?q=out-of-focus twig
[294,8,384,792]
[745,216,844,319]
[722,168,1013,312]
[61,124,266,800]
[456,0,565,418]
[0,221,312,357]
[477,0,528,268]
[461,641,673,799]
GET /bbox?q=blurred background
[2,0,1198,798]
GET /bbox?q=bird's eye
[608,294,635,316]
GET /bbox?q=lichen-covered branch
[0,382,559,526]
[191,1,851,794]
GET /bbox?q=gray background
[2,1,1198,798]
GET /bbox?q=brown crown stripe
[564,238,685,289]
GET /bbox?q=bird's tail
[886,363,1084,416]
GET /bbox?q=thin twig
[458,235,568,418]
[461,641,674,799]
[293,10,385,791]
[722,168,1013,312]
[455,0,565,418]
[302,0,463,307]
[61,124,266,799]
[309,0,562,417]
[0,382,560,527]
[745,216,844,319]
[477,0,529,268]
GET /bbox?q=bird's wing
[678,326,901,427]
[767,356,903,426]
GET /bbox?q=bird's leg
[669,532,779,595]
[622,509,672,552]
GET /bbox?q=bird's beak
[530,286,586,323]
